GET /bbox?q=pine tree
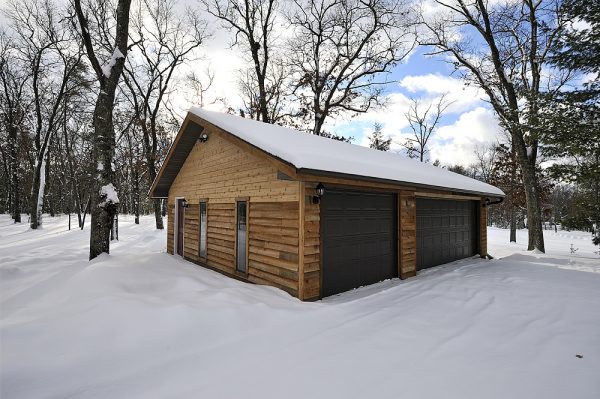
[368,123,391,151]
[542,0,600,245]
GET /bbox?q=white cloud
[399,73,486,113]
[429,107,503,166]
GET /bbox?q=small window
[236,201,248,273]
[199,202,207,259]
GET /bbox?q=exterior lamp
[181,199,189,208]
[312,183,325,204]
[198,132,209,143]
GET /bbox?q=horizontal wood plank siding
[168,126,300,296]
[168,127,298,203]
[248,201,299,296]
[183,204,199,261]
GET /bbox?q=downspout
[481,197,504,259]
[483,197,504,207]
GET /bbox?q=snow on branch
[101,48,125,78]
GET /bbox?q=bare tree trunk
[89,91,120,259]
[9,131,21,223]
[29,153,46,229]
[81,196,91,230]
[312,113,325,136]
[145,152,163,229]
[62,112,84,228]
[521,161,545,251]
[74,0,132,259]
[509,202,516,242]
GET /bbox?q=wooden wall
[167,126,301,296]
[206,202,235,272]
[183,204,199,261]
[399,190,417,279]
[169,126,298,203]
[248,201,299,296]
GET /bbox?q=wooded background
[0,0,598,257]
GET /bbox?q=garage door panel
[416,199,478,270]
[322,190,397,297]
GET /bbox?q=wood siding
[183,204,199,261]
[399,190,417,278]
[167,127,300,296]
[248,201,299,296]
[302,183,321,300]
[479,202,488,257]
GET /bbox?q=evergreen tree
[368,123,391,151]
[542,0,600,245]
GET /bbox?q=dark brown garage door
[416,198,478,270]
[321,189,397,297]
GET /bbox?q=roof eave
[297,168,505,199]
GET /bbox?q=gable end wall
[167,125,300,296]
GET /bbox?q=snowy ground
[1,215,599,399]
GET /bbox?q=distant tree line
[0,0,598,258]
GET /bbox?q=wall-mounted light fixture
[181,199,189,208]
[312,183,325,204]
[198,132,209,143]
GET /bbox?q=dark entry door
[416,199,478,270]
[176,199,185,256]
[321,189,397,297]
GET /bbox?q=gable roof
[149,108,504,198]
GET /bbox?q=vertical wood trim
[245,200,250,275]
[174,196,185,257]
[479,201,488,257]
[298,181,306,300]
[399,191,417,278]
[234,200,249,276]
[397,191,402,278]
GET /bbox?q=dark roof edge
[297,168,505,199]
[148,117,203,198]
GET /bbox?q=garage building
[149,109,504,300]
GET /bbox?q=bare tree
[123,0,208,230]
[186,68,214,107]
[420,0,572,252]
[473,143,498,183]
[73,0,133,259]
[6,0,85,229]
[287,0,415,136]
[401,94,451,162]
[236,59,292,123]
[0,32,29,223]
[201,0,283,123]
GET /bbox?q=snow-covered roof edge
[185,108,504,198]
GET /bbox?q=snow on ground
[1,215,599,399]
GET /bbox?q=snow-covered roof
[187,108,504,198]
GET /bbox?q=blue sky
[322,47,502,166]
